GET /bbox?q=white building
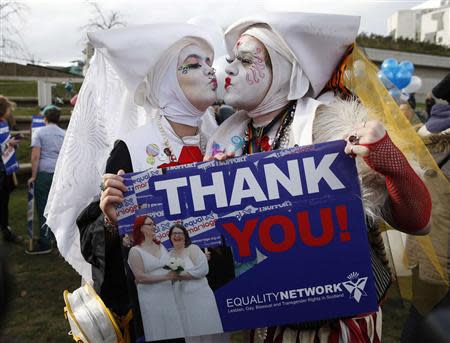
[387,0,450,46]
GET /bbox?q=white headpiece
[45,23,214,281]
[143,39,213,127]
[224,12,360,98]
[236,25,310,117]
[222,12,360,145]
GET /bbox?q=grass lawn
[0,187,79,343]
[15,138,31,164]
[12,107,73,117]
[0,80,81,99]
[0,189,411,342]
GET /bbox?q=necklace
[243,103,296,155]
[157,115,206,163]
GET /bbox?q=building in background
[387,0,450,46]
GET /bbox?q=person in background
[418,74,450,138]
[431,73,450,105]
[407,92,416,110]
[0,95,22,244]
[401,73,450,343]
[26,105,65,254]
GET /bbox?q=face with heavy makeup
[177,44,217,112]
[224,35,272,111]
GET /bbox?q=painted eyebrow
[183,54,202,61]
[235,51,253,59]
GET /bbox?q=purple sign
[0,120,19,175]
[116,140,377,341]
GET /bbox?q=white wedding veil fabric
[45,23,214,281]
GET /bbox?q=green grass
[0,80,81,99]
[15,137,31,164]
[0,189,411,342]
[0,187,79,343]
[0,81,37,98]
[11,107,39,117]
[12,106,72,117]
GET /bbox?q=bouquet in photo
[164,257,185,274]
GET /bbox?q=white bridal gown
[172,245,224,341]
[130,245,184,341]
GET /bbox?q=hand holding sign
[344,120,386,157]
[100,169,128,223]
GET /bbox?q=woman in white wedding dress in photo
[168,224,224,341]
[128,216,185,341]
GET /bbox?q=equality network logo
[342,272,368,303]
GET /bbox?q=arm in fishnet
[361,133,431,234]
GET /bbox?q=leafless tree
[0,0,34,62]
[83,2,126,31]
[81,2,126,73]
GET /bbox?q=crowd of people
[0,10,449,343]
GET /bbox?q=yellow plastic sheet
[344,46,450,313]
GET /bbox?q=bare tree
[0,0,33,62]
[81,2,126,73]
[83,2,126,31]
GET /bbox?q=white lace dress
[171,245,224,339]
[129,245,184,341]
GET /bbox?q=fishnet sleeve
[361,132,432,233]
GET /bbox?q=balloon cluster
[378,59,422,102]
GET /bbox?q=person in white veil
[45,22,218,342]
[205,12,432,342]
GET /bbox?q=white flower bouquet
[164,257,185,273]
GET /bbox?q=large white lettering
[303,153,345,193]
[264,160,303,200]
[189,172,228,211]
[154,153,346,215]
[153,178,188,215]
[229,167,268,206]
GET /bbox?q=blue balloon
[399,60,414,74]
[383,70,396,83]
[381,58,398,74]
[393,70,412,89]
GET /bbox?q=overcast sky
[4,0,428,66]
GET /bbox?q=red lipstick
[225,77,232,90]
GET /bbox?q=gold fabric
[343,45,450,313]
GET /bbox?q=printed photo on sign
[126,214,224,341]
[116,140,378,341]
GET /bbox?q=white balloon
[403,76,422,93]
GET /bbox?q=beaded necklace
[157,115,205,163]
[242,102,296,155]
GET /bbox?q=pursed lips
[225,77,232,90]
[210,77,218,90]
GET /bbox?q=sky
[2,0,432,66]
